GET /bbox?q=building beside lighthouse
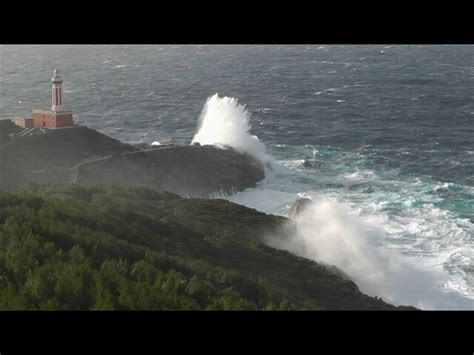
[15,70,75,129]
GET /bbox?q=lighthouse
[29,70,74,128]
[14,70,75,129]
[51,69,63,111]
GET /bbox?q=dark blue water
[1,45,473,309]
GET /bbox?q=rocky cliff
[72,144,264,198]
[0,122,265,197]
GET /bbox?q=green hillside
[0,183,401,310]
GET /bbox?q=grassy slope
[0,183,403,310]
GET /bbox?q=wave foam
[191,94,271,168]
[227,146,474,309]
[266,197,454,308]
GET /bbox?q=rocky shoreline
[0,119,418,310]
[0,121,265,197]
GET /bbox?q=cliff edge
[0,122,265,197]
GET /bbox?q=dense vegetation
[0,184,399,310]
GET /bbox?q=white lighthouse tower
[51,69,63,111]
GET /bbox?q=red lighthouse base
[32,109,74,128]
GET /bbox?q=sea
[1,45,473,309]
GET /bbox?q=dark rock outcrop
[0,119,22,147]
[0,133,12,146]
[0,119,23,135]
[72,145,265,197]
[1,125,134,172]
[288,197,314,218]
[0,121,265,197]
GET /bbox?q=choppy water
[1,45,473,309]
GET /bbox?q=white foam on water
[189,95,474,309]
[191,94,271,167]
[341,170,377,181]
[280,159,306,170]
[264,197,454,309]
[227,151,474,309]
